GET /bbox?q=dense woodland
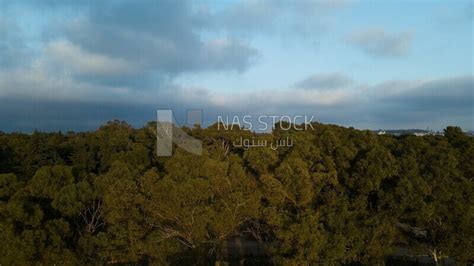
[0,120,472,265]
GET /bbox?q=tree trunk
[430,249,439,266]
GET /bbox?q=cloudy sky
[0,0,472,132]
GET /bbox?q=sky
[0,0,472,132]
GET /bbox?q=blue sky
[0,0,472,132]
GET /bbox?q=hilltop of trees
[0,120,472,265]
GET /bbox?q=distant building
[374,129,444,137]
[414,132,427,137]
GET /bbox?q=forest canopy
[0,120,472,265]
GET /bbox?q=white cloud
[44,40,136,76]
[207,89,351,108]
[0,60,142,104]
[345,28,413,57]
[295,73,353,90]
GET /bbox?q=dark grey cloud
[345,28,413,57]
[1,75,471,132]
[58,1,258,83]
[375,76,473,110]
[0,0,259,92]
[359,76,473,129]
[295,73,353,90]
[0,0,345,100]
[0,97,156,132]
[0,1,471,132]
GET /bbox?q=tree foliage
[0,120,472,264]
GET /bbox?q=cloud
[0,1,471,132]
[0,97,157,132]
[0,63,132,103]
[294,73,353,90]
[434,2,474,26]
[44,40,136,77]
[0,0,260,95]
[0,17,31,69]
[0,72,472,131]
[0,0,347,104]
[374,76,473,112]
[199,38,259,72]
[202,75,473,130]
[357,75,473,129]
[345,28,413,57]
[59,1,259,77]
[214,0,346,37]
[208,89,351,110]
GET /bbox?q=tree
[0,121,472,264]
